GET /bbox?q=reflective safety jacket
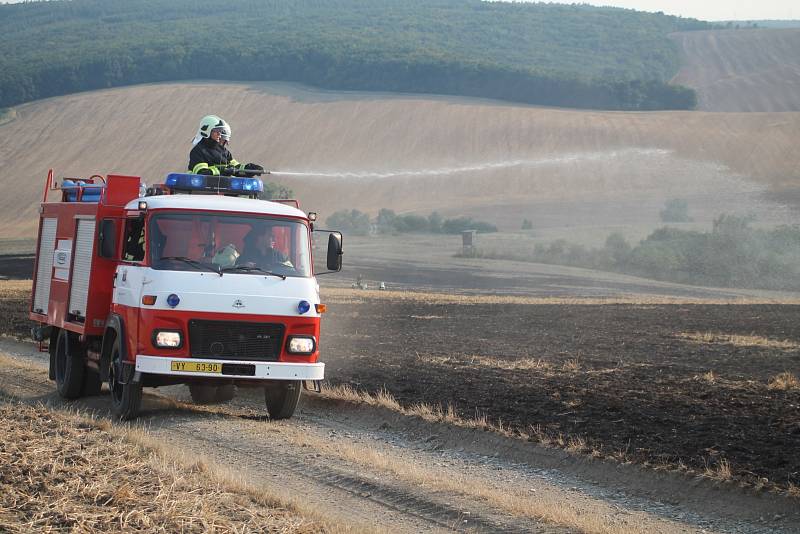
[188,138,240,175]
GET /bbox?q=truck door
[112,217,146,361]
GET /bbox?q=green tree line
[0,0,710,110]
[326,208,497,236]
[464,215,800,291]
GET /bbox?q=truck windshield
[148,212,311,278]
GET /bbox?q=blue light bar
[163,173,263,194]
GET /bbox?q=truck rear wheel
[54,329,85,399]
[189,384,236,404]
[109,345,142,420]
[264,381,301,420]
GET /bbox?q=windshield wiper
[220,265,287,279]
[158,256,222,276]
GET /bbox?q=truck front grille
[188,320,284,361]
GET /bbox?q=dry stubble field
[3,279,799,498]
[0,399,325,533]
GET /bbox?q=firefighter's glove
[197,168,214,176]
[220,166,236,176]
[235,163,267,177]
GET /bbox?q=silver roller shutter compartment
[68,219,96,319]
[33,218,58,314]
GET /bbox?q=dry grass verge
[0,279,30,298]
[322,384,593,456]
[703,459,733,481]
[0,399,327,534]
[677,332,800,350]
[768,371,800,391]
[0,280,33,340]
[322,287,800,306]
[415,353,552,371]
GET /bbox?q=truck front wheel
[54,329,85,399]
[264,381,301,420]
[109,345,142,420]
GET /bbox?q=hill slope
[671,29,800,112]
[0,82,798,238]
[0,0,706,111]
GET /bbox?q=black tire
[81,367,103,396]
[109,345,142,420]
[264,381,301,420]
[54,329,85,399]
[188,384,218,404]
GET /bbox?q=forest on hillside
[0,0,711,110]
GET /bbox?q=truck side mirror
[98,219,117,259]
[326,232,343,272]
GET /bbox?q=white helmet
[192,115,231,146]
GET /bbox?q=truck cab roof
[125,195,307,219]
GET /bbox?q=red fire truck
[30,171,342,420]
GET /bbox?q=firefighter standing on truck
[189,115,265,177]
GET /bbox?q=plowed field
[671,29,800,112]
[321,290,800,495]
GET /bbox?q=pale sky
[1,0,798,21]
[532,1,799,21]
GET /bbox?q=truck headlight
[153,330,182,349]
[286,336,316,354]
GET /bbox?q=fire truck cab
[30,171,342,420]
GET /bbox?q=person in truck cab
[239,225,293,270]
[189,115,265,177]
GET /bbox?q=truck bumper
[134,355,324,380]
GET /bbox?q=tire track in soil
[153,417,552,534]
[0,362,557,534]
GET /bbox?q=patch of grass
[566,436,588,454]
[678,331,800,350]
[417,353,552,372]
[697,370,717,384]
[703,458,733,481]
[0,280,31,299]
[0,400,325,533]
[0,280,33,339]
[768,371,800,391]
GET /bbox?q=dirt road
[1,338,797,534]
